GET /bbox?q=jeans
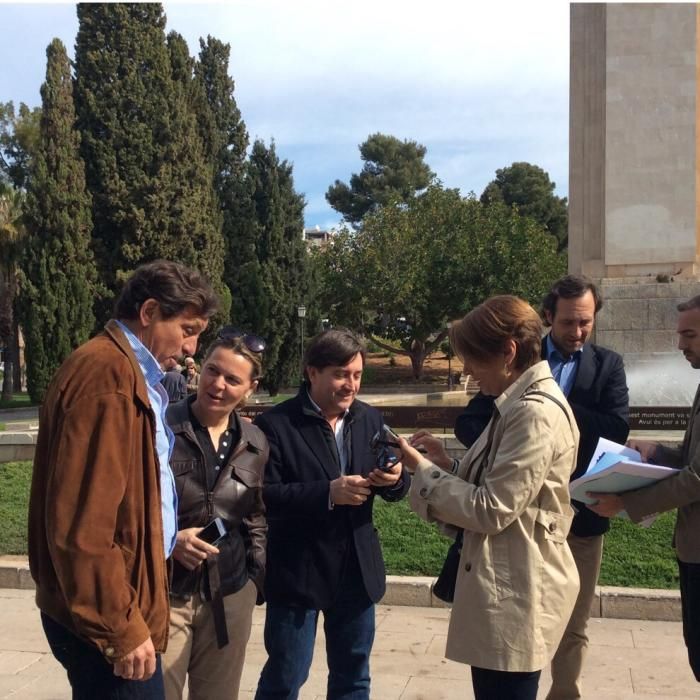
[471,666,541,700]
[678,559,700,681]
[255,562,375,700]
[41,613,165,700]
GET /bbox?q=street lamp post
[446,321,453,391]
[297,305,307,373]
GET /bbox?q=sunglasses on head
[217,326,266,354]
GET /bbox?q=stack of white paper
[569,437,678,506]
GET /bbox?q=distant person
[161,357,187,403]
[28,260,218,699]
[452,275,629,700]
[254,328,410,700]
[590,294,700,683]
[162,329,268,700]
[403,296,580,700]
[184,356,200,394]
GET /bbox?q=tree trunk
[11,318,21,391]
[408,339,428,380]
[1,352,13,402]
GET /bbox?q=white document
[570,438,679,520]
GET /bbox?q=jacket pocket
[535,509,572,544]
[171,459,197,500]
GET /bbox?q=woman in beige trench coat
[399,296,580,700]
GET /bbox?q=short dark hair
[541,274,602,326]
[113,260,219,321]
[303,328,366,380]
[450,295,543,372]
[677,295,700,312]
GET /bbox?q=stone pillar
[570,3,700,358]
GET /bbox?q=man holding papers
[590,296,700,682]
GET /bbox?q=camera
[370,425,402,472]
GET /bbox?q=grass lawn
[0,393,35,410]
[0,461,32,555]
[374,499,680,589]
[0,459,681,589]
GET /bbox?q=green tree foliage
[0,102,41,190]
[166,31,229,322]
[194,36,251,323]
[316,185,565,378]
[234,140,308,395]
[326,133,434,225]
[18,39,99,403]
[0,183,25,400]
[481,162,569,252]
[74,4,228,324]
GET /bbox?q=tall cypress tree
[19,38,98,402]
[74,3,172,319]
[194,37,251,323]
[166,31,229,319]
[242,140,308,394]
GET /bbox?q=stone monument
[570,3,700,411]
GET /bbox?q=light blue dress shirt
[545,333,582,397]
[115,321,178,557]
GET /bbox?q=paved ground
[0,589,698,700]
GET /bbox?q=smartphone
[382,425,401,446]
[198,517,227,546]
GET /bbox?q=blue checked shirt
[545,333,582,397]
[115,321,178,557]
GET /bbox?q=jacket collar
[494,360,555,415]
[540,334,594,396]
[166,394,267,456]
[104,319,152,410]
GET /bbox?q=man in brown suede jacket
[28,260,218,699]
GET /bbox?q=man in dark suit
[254,328,409,700]
[454,275,629,700]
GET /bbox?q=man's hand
[626,439,660,463]
[368,461,402,488]
[113,636,156,681]
[409,430,452,470]
[587,493,625,517]
[172,527,220,571]
[330,475,372,506]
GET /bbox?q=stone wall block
[622,332,645,353]
[642,330,678,353]
[610,299,649,330]
[648,298,682,330]
[595,330,625,355]
[655,282,682,298]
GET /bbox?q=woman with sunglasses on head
[161,329,269,700]
[398,297,580,700]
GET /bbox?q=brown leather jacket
[28,321,170,660]
[167,397,268,604]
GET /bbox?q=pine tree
[19,38,98,402]
[242,140,308,395]
[74,4,179,322]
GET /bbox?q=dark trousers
[471,666,541,700]
[678,559,700,681]
[41,613,165,700]
[255,555,375,700]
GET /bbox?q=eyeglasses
[217,326,266,354]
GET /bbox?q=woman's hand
[409,430,453,470]
[396,437,425,474]
[368,461,402,487]
[172,527,220,571]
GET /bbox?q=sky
[0,1,570,229]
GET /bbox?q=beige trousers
[546,533,604,700]
[162,579,257,700]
